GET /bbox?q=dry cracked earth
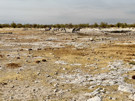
[0,28,135,101]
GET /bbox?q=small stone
[19,68,23,71]
[33,89,36,92]
[63,68,66,70]
[109,97,112,99]
[10,96,14,99]
[55,72,58,75]
[11,85,14,88]
[46,95,50,99]
[109,97,116,100]
[25,85,29,88]
[37,72,40,75]
[129,94,135,100]
[87,58,90,60]
[118,85,134,93]
[89,86,95,89]
[35,80,40,83]
[54,89,58,93]
[46,75,50,77]
[112,97,117,100]
[54,83,58,87]
[87,96,102,101]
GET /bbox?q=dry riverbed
[0,28,135,101]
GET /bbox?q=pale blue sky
[0,0,135,24]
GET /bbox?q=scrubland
[0,28,135,101]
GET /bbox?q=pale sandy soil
[0,28,135,101]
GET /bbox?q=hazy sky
[0,0,135,24]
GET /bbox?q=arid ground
[0,28,135,101]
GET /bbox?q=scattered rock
[118,84,135,93]
[0,66,2,69]
[109,97,117,100]
[37,72,41,75]
[46,74,50,77]
[54,89,58,93]
[87,96,102,101]
[55,61,68,65]
[129,94,135,100]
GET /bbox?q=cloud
[0,0,135,24]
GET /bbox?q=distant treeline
[1,22,135,28]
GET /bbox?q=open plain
[0,28,135,101]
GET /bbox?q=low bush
[129,61,135,65]
[6,63,21,69]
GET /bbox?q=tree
[100,22,108,28]
[0,24,2,28]
[32,24,38,28]
[16,23,23,28]
[68,23,73,28]
[24,24,32,28]
[11,22,17,28]
[115,22,122,28]
[2,24,10,28]
[93,23,99,28]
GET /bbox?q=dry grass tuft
[6,63,21,69]
[0,54,3,58]
[17,57,21,59]
[42,59,47,62]
[129,61,135,65]
[35,60,41,64]
[132,75,135,79]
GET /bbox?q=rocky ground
[0,28,135,101]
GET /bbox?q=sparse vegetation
[1,28,135,100]
[11,22,17,28]
[0,54,3,58]
[6,63,21,69]
[0,22,135,28]
[132,75,135,79]
[42,59,47,62]
[129,61,135,65]
[35,60,41,64]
